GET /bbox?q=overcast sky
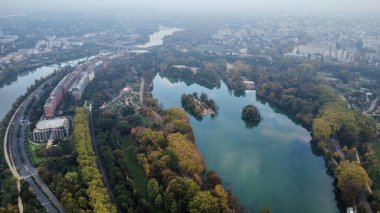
[2,0,380,15]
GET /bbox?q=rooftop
[36,117,69,130]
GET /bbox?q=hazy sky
[2,0,380,15]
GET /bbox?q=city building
[43,86,64,117]
[32,117,70,142]
[71,72,90,101]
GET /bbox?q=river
[135,26,184,49]
[152,74,339,213]
[0,56,94,120]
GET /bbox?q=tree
[165,107,189,122]
[242,105,261,122]
[312,118,332,142]
[73,108,117,213]
[167,133,204,176]
[147,179,160,201]
[64,172,78,183]
[188,191,219,213]
[341,180,361,206]
[154,194,163,208]
[338,123,359,148]
[206,170,221,188]
[200,93,208,102]
[170,201,177,213]
[335,161,372,191]
[214,184,230,212]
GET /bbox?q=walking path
[364,96,379,114]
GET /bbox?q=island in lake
[242,104,262,128]
[181,92,217,120]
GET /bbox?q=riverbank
[0,70,67,212]
[0,54,101,119]
[0,44,103,87]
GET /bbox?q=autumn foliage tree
[74,108,117,213]
[132,108,236,212]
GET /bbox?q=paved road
[139,76,145,105]
[4,75,65,213]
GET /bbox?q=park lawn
[27,141,49,166]
[120,136,149,199]
[120,136,165,212]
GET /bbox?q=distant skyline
[1,0,380,15]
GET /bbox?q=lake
[152,74,339,213]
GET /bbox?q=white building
[32,117,70,142]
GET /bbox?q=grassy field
[120,136,166,212]
[27,141,48,166]
[120,136,149,198]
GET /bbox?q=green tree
[242,105,261,123]
[312,118,332,142]
[170,201,177,213]
[188,191,219,213]
[154,194,163,208]
[335,161,372,191]
[147,179,160,201]
[64,172,78,183]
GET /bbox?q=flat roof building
[32,117,70,142]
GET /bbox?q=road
[4,75,65,213]
[139,77,145,105]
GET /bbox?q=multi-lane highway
[4,75,65,213]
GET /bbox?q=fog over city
[2,0,380,15]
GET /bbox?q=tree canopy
[242,105,261,125]
[74,108,117,213]
[188,191,219,213]
[335,161,372,191]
